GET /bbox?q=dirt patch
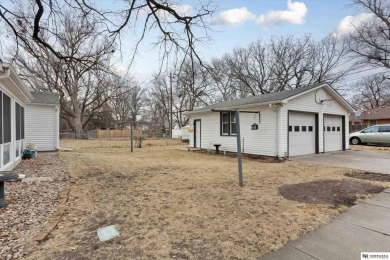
[279,179,384,207]
[350,144,390,154]
[345,171,390,182]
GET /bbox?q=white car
[349,124,390,145]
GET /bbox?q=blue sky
[119,0,359,81]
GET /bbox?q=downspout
[269,104,279,157]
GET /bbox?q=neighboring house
[188,83,354,157]
[25,91,60,151]
[349,106,390,132]
[0,63,34,171]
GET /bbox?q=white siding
[189,107,278,156]
[25,104,59,151]
[279,87,350,156]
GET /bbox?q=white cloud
[256,0,308,28]
[216,7,256,27]
[334,13,374,36]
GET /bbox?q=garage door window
[327,126,331,131]
[294,126,300,132]
[308,126,313,132]
[302,126,307,132]
[337,127,340,131]
[289,126,292,132]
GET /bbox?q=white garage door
[324,115,343,152]
[289,112,316,156]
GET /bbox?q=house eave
[0,63,34,103]
[186,100,285,115]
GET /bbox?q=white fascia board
[186,100,285,115]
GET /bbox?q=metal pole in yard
[131,123,134,153]
[170,71,173,139]
[236,111,244,187]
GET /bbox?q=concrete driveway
[290,150,390,174]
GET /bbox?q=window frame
[220,111,237,136]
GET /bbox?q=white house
[25,91,60,151]
[0,63,34,171]
[188,83,355,158]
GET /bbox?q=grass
[28,140,390,259]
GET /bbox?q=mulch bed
[279,179,384,207]
[192,149,282,163]
[0,153,69,259]
[345,171,390,182]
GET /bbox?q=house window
[16,103,21,140]
[3,93,11,143]
[221,112,237,136]
[0,91,2,144]
[15,103,24,141]
[21,106,24,139]
[230,112,237,135]
[369,120,376,126]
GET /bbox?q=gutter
[186,100,286,115]
[0,63,34,101]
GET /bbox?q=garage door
[324,115,343,152]
[289,112,316,156]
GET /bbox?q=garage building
[188,83,354,157]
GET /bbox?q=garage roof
[188,83,353,114]
[30,91,60,105]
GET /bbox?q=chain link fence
[59,131,186,149]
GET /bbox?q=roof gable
[30,91,60,105]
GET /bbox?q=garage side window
[221,112,237,136]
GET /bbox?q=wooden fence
[96,129,143,138]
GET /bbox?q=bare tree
[0,0,214,67]
[348,0,390,70]
[351,72,390,109]
[14,11,119,136]
[216,35,351,98]
[110,76,145,128]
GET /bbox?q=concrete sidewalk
[262,189,390,260]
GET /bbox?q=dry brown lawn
[27,140,390,259]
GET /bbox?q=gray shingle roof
[192,83,325,113]
[30,91,60,105]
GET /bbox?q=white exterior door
[194,120,201,148]
[324,115,343,152]
[289,112,316,156]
